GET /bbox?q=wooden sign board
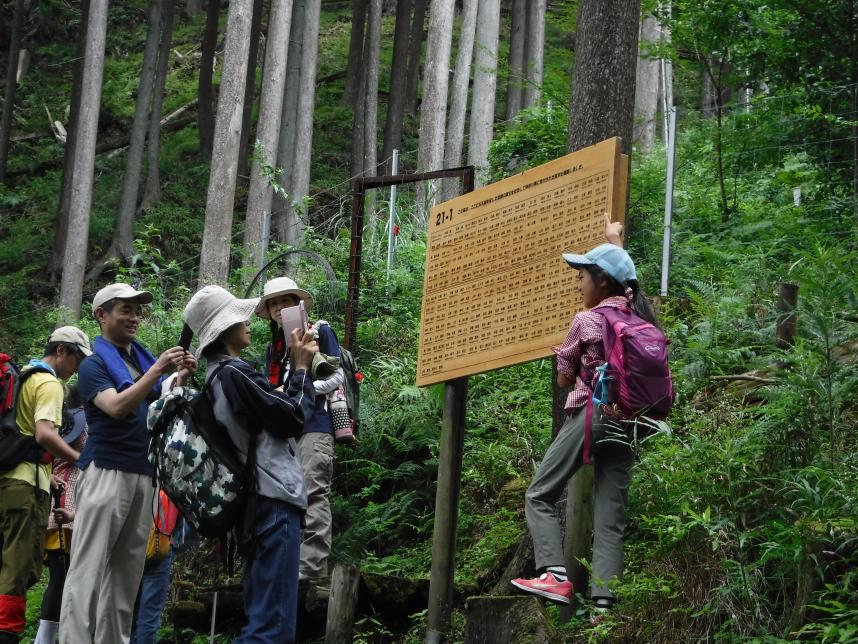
[416,138,628,386]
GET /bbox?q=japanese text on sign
[416,138,627,386]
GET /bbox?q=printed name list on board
[416,137,629,387]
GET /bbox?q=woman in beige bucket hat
[183,285,318,642]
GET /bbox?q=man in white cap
[59,284,196,644]
[0,326,91,644]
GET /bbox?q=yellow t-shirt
[0,369,64,492]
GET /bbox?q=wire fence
[1,84,856,331]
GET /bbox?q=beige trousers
[59,465,153,644]
[297,432,334,580]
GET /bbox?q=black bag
[0,355,51,471]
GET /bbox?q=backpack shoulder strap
[14,365,55,407]
[202,360,233,393]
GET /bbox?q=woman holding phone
[256,277,345,589]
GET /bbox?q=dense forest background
[1,0,856,641]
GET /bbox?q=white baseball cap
[49,326,93,356]
[91,283,154,315]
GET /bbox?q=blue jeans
[131,547,175,644]
[235,497,302,644]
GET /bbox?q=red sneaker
[510,573,573,605]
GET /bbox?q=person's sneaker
[510,572,573,605]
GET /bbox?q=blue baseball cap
[562,243,637,284]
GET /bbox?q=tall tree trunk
[416,0,455,211]
[243,0,294,270]
[633,12,659,154]
[141,0,174,210]
[714,81,729,222]
[0,0,26,184]
[186,0,203,17]
[404,0,427,114]
[563,0,640,597]
[852,0,857,220]
[853,86,858,222]
[57,0,110,320]
[342,0,367,106]
[466,0,500,187]
[380,0,412,172]
[441,0,477,202]
[362,0,381,176]
[51,0,90,283]
[700,57,716,117]
[102,0,163,267]
[351,0,382,179]
[198,0,255,286]
[505,0,525,120]
[273,0,304,242]
[282,0,321,247]
[237,0,265,177]
[522,0,546,109]
[198,0,220,157]
[349,56,367,178]
[701,54,731,222]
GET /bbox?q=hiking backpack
[0,355,53,471]
[591,305,674,422]
[339,347,362,433]
[147,363,256,539]
[313,321,362,434]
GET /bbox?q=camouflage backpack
[147,364,256,539]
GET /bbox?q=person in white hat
[184,285,318,643]
[60,284,196,644]
[256,276,345,588]
[0,326,91,644]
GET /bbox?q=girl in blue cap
[511,215,661,615]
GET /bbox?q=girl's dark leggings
[40,550,69,621]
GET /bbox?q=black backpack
[0,355,53,471]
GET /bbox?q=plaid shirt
[553,296,628,410]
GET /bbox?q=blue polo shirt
[76,353,153,475]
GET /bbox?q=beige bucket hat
[254,277,314,320]
[183,286,260,357]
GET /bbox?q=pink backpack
[583,305,674,462]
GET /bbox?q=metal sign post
[386,149,400,284]
[345,166,475,644]
[346,142,626,641]
[660,105,677,297]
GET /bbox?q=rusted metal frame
[344,166,475,351]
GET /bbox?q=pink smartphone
[280,301,308,347]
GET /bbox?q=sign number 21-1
[436,209,453,226]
